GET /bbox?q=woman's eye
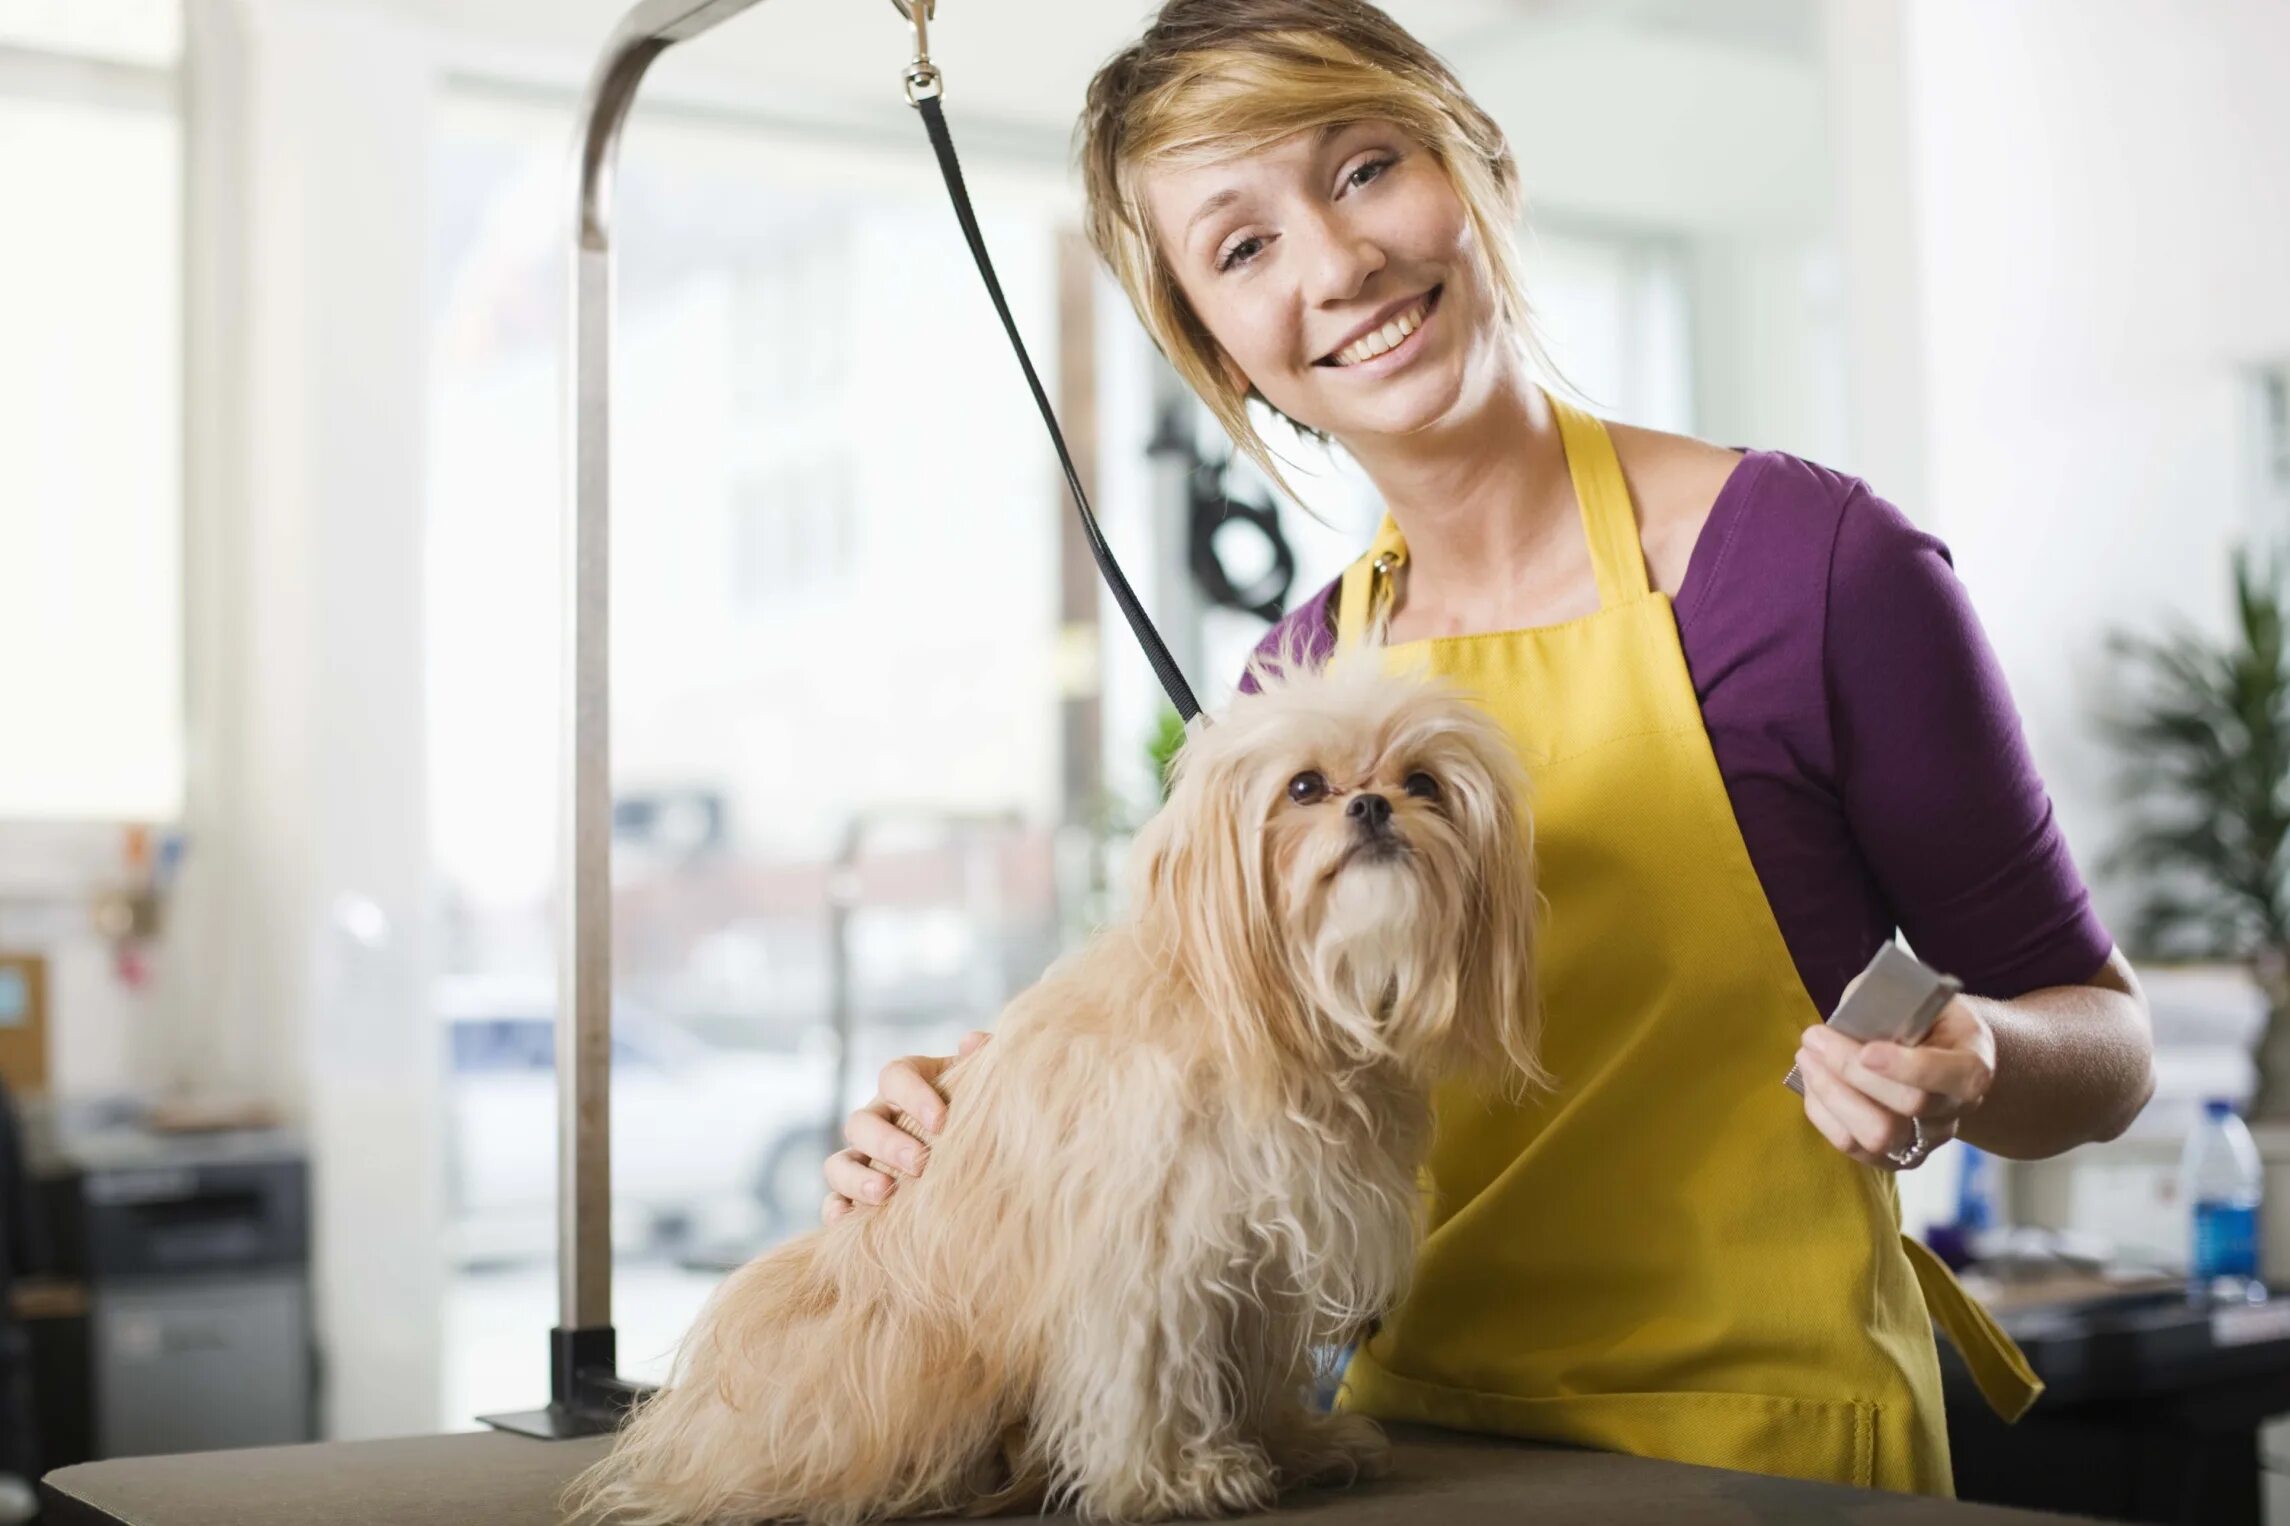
[1403,770,1441,802]
[1337,154,1392,193]
[1288,770,1328,804]
[1218,235,1267,272]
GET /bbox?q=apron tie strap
[1902,1234,2044,1422]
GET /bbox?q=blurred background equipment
[21,1098,313,1467]
[1147,398,1299,626]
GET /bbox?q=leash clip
[889,0,943,105]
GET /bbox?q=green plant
[2104,545,2290,1114]
[1146,707,1188,805]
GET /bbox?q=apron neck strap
[1546,391,1649,611]
[1335,517,1407,651]
[1334,389,1648,652]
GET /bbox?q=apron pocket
[1344,1361,1878,1490]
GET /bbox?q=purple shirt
[1245,449,2115,1015]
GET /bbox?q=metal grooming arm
[468,0,970,1439]
[479,0,772,1440]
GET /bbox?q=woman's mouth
[1316,285,1442,372]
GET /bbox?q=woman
[825,0,2156,1496]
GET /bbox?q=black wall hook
[1147,402,1298,624]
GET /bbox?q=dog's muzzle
[1345,794,1408,862]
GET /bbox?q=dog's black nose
[1347,792,1393,831]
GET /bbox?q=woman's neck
[1339,363,1576,622]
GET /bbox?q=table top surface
[42,1423,2101,1526]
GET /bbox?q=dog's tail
[560,1224,1033,1526]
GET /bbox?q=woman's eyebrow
[1183,123,1359,243]
[1186,188,1247,242]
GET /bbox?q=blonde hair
[1077,0,1544,503]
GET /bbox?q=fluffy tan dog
[565,653,1542,1525]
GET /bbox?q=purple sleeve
[1236,577,1339,694]
[1825,490,2115,996]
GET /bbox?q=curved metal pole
[496,0,933,1436]
[559,0,766,1377]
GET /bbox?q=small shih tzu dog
[566,653,1543,1525]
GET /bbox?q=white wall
[172,0,445,1440]
[1884,0,2290,932]
[1820,0,1932,511]
[0,825,162,1096]
[0,82,183,822]
[1459,17,1843,461]
[1461,18,1829,235]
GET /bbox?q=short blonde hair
[1076,0,1538,502]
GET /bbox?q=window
[1524,224,1696,435]
[0,0,179,64]
[0,17,183,819]
[430,87,1071,1426]
[731,453,857,612]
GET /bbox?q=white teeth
[1331,294,1432,367]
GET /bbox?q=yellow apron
[1329,393,2041,1495]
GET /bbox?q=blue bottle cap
[2205,1098,2237,1119]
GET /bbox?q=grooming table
[41,1424,2097,1525]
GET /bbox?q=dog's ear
[1450,718,1547,1095]
[1130,740,1301,1057]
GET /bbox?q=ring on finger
[1885,1117,1935,1170]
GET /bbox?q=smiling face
[1139,119,1507,449]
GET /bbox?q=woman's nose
[1297,205,1386,309]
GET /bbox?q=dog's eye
[1287,770,1328,804]
[1403,771,1441,802]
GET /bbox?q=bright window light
[0,0,179,66]
[0,89,183,820]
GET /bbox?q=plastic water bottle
[2180,1098,2265,1304]
[1922,1144,1999,1272]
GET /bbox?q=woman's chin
[1322,367,1470,442]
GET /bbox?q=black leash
[895,1,1204,726]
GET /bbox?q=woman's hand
[1793,998,1996,1171]
[821,1029,991,1222]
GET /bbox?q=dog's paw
[1271,1409,1391,1488]
[1179,1443,1281,1515]
[1077,1443,1277,1521]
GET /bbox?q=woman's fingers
[1803,1000,1995,1116]
[843,1106,929,1176]
[877,1056,953,1135]
[1801,1085,1880,1167]
[873,1033,992,1137]
[1857,1040,1990,1116]
[1796,1046,1914,1160]
[827,1098,922,1212]
[823,1144,897,1206]
[823,1036,992,1211]
[1833,1048,1945,1122]
[1800,1051,1956,1171]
